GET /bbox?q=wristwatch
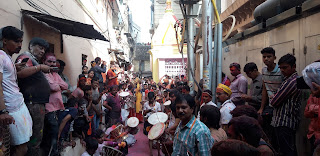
[0,109,8,115]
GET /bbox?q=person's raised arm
[17,64,51,78]
[58,114,72,140]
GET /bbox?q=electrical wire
[15,0,22,10]
[211,0,221,23]
[90,0,99,11]
[222,15,236,41]
[48,0,66,19]
[33,0,75,20]
[24,0,50,15]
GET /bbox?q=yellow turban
[216,83,232,96]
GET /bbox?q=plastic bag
[302,62,320,90]
[124,134,136,147]
[121,109,129,122]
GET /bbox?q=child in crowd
[86,70,95,85]
[72,98,91,141]
[81,137,98,156]
[103,85,122,127]
[57,98,78,149]
[82,66,89,77]
[72,74,87,99]
[84,86,96,136]
[90,77,103,131]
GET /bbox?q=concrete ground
[127,123,165,156]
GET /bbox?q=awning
[22,10,108,41]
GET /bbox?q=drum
[119,92,130,97]
[148,122,165,140]
[60,138,86,156]
[127,117,139,128]
[102,146,123,156]
[110,124,124,139]
[163,100,171,106]
[148,112,168,125]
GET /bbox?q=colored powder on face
[230,66,237,71]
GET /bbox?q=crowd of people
[1,25,320,156]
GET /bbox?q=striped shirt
[262,64,283,103]
[172,116,214,156]
[270,72,301,130]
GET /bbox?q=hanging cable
[222,15,236,41]
[24,0,50,15]
[211,0,221,23]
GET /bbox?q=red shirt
[304,95,320,140]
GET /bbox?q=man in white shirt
[197,89,217,119]
[0,26,32,156]
[216,83,236,130]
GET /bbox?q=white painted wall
[0,0,128,86]
[221,13,320,82]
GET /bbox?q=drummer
[143,92,161,156]
[118,88,131,125]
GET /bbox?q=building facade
[0,0,133,86]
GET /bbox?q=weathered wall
[221,13,320,80]
[218,12,320,156]
[0,0,118,86]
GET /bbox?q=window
[82,54,88,67]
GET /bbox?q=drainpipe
[216,23,223,86]
[212,0,223,103]
[202,0,213,90]
[212,27,217,101]
[187,5,195,96]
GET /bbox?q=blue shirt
[92,65,106,83]
[172,116,214,156]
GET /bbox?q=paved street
[128,123,165,156]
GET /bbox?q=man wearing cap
[216,84,236,130]
[197,89,217,120]
[229,63,248,105]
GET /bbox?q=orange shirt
[102,72,107,83]
[86,78,92,85]
[107,69,118,86]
